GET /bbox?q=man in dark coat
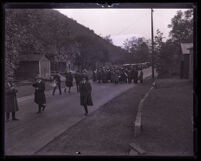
[133,68,138,84]
[52,73,62,95]
[74,71,82,92]
[139,69,143,83]
[64,72,73,93]
[128,69,132,83]
[5,81,19,121]
[33,77,46,113]
[79,77,93,116]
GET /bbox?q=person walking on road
[74,71,82,92]
[33,77,46,113]
[79,77,93,116]
[133,68,138,84]
[64,72,73,93]
[139,69,143,83]
[5,80,19,122]
[52,72,62,95]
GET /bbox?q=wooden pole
[151,8,155,80]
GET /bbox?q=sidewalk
[131,79,194,156]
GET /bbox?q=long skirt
[80,94,93,106]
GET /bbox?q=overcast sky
[56,8,189,47]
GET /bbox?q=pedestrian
[74,71,82,92]
[128,69,132,83]
[133,68,138,84]
[139,69,143,83]
[79,77,93,116]
[97,69,102,83]
[64,72,73,93]
[33,77,46,113]
[52,72,62,95]
[92,69,97,82]
[5,80,19,122]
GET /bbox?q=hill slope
[5,9,131,73]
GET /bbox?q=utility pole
[151,8,155,80]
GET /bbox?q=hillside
[5,9,131,73]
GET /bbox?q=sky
[55,8,190,47]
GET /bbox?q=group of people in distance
[32,70,93,116]
[93,65,144,84]
[5,65,145,121]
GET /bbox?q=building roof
[181,43,193,55]
[19,54,49,62]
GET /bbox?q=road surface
[5,68,152,155]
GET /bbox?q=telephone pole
[151,8,155,80]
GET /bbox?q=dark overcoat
[79,81,93,106]
[139,71,143,83]
[5,86,19,113]
[74,73,82,84]
[65,73,73,87]
[33,81,46,105]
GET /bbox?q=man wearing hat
[79,77,93,116]
[5,79,19,121]
[33,76,46,113]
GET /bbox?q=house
[180,43,193,79]
[17,54,51,80]
[49,55,73,73]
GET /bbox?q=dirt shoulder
[132,79,194,156]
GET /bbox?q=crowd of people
[5,70,93,120]
[92,65,144,84]
[5,65,145,121]
[32,69,93,116]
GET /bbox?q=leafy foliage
[103,35,113,44]
[154,9,193,78]
[5,9,130,80]
[123,37,150,63]
[168,9,193,43]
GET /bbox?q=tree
[103,35,113,44]
[168,9,193,43]
[123,37,150,63]
[154,29,181,77]
[5,8,128,80]
[154,29,165,74]
[153,9,193,78]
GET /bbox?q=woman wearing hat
[79,77,93,116]
[33,77,46,113]
[5,80,19,121]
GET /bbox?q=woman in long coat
[5,81,19,121]
[79,77,93,116]
[33,77,46,113]
[64,72,73,93]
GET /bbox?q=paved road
[37,79,153,156]
[5,68,152,155]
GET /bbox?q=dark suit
[33,81,46,112]
[79,81,93,114]
[74,73,82,92]
[5,83,19,120]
